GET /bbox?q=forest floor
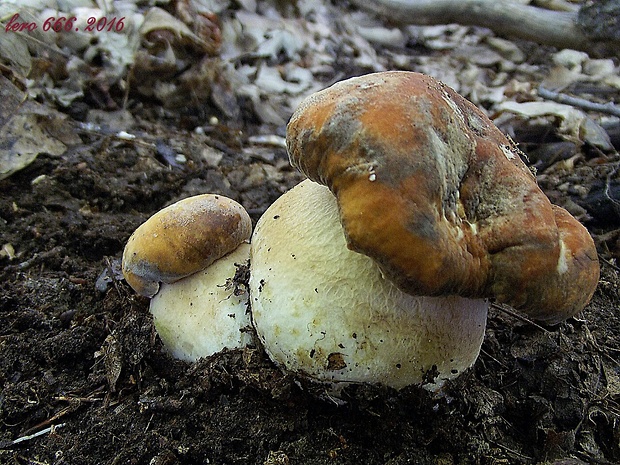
[1,1,620,464]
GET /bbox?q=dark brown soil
[1,69,620,465]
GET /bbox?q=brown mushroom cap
[287,71,599,324]
[122,194,251,297]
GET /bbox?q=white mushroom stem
[249,180,489,392]
[150,243,252,362]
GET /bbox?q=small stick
[11,423,66,446]
[487,438,534,461]
[491,302,550,333]
[19,406,73,437]
[538,87,620,118]
[479,347,509,369]
[53,396,103,403]
[599,255,620,273]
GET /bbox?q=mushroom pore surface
[286,71,599,324]
[249,180,489,391]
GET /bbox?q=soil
[1,48,620,465]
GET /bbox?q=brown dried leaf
[100,335,123,393]
[0,76,79,180]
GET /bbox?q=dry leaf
[0,76,78,180]
[498,100,613,150]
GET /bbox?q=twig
[54,396,104,403]
[350,0,602,55]
[9,246,66,271]
[603,164,620,217]
[599,255,620,273]
[479,347,509,369]
[20,405,74,437]
[10,423,66,446]
[491,302,550,333]
[538,87,620,118]
[574,450,618,465]
[486,438,534,461]
[144,413,155,433]
[601,343,620,353]
[53,385,106,404]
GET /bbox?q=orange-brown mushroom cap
[122,194,251,297]
[287,71,599,324]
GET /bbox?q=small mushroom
[250,180,488,391]
[286,71,599,324]
[122,195,252,361]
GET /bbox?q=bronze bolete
[286,71,599,324]
[122,194,252,361]
[121,71,599,394]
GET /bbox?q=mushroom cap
[249,180,488,391]
[286,71,599,324]
[150,243,252,361]
[122,194,252,297]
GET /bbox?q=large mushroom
[284,71,599,324]
[249,71,599,391]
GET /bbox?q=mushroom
[249,71,599,392]
[285,71,599,324]
[249,179,488,391]
[120,71,599,394]
[122,194,253,361]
